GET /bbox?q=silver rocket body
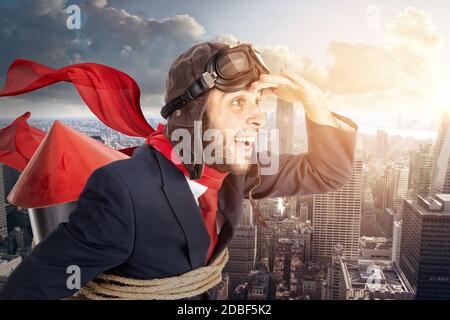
[28,201,77,244]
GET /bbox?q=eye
[231,97,245,110]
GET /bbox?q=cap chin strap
[161,72,217,119]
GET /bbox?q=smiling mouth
[233,135,256,152]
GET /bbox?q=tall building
[278,197,297,219]
[240,199,254,226]
[431,110,450,194]
[360,208,376,236]
[312,156,363,261]
[0,164,7,240]
[381,208,395,238]
[382,164,409,214]
[361,188,376,236]
[274,98,296,266]
[223,200,257,294]
[255,214,297,269]
[298,201,309,223]
[392,220,402,264]
[326,244,345,300]
[400,194,450,299]
[408,144,434,197]
[257,198,278,220]
[273,238,294,295]
[276,98,294,154]
[289,241,305,294]
[432,109,450,165]
[293,222,313,263]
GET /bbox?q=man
[0,42,357,299]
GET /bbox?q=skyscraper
[382,164,409,214]
[223,200,257,294]
[431,110,450,194]
[400,194,450,299]
[273,238,293,295]
[326,244,344,300]
[274,97,296,256]
[255,198,295,263]
[298,201,309,223]
[240,198,254,226]
[433,109,450,162]
[392,220,402,264]
[408,144,434,197]
[276,98,294,154]
[312,156,363,261]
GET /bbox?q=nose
[247,105,266,131]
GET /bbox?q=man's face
[202,88,266,175]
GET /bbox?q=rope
[76,248,229,300]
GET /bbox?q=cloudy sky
[0,0,449,134]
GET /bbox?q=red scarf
[0,59,229,261]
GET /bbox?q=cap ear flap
[165,96,209,179]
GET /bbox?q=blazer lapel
[154,151,210,269]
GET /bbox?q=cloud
[211,7,441,107]
[231,6,442,119]
[258,44,328,87]
[0,3,443,120]
[0,0,206,116]
[210,33,238,45]
[90,0,107,8]
[387,6,441,48]
[324,7,440,97]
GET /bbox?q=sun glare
[433,80,450,112]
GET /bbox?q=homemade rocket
[7,120,129,243]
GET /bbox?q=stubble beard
[201,113,252,175]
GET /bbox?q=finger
[250,81,280,93]
[259,74,293,86]
[280,69,310,87]
[260,88,274,100]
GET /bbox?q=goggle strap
[160,72,216,119]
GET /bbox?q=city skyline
[2,100,450,299]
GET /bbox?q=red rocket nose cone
[7,121,129,208]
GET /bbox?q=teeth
[234,136,256,144]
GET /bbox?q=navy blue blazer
[0,114,357,299]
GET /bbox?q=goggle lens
[217,51,251,78]
[253,50,270,73]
